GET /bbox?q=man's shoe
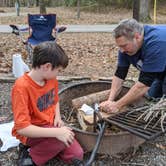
[17,143,36,166]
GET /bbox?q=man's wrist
[116,100,124,110]
[108,96,114,101]
[108,99,115,102]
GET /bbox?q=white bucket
[12,53,30,78]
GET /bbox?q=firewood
[79,110,110,124]
[72,89,110,109]
[77,106,127,125]
[128,97,166,132]
[77,111,88,131]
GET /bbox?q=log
[72,89,127,125]
[72,89,110,109]
[77,107,127,125]
[79,110,111,124]
[77,110,110,130]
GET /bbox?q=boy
[11,41,83,166]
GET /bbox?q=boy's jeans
[146,76,166,99]
[26,125,83,166]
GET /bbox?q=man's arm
[100,65,128,111]
[108,75,124,101]
[99,76,124,111]
[116,81,149,109]
[105,71,162,113]
[117,70,163,109]
[109,66,129,100]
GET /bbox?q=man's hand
[100,100,120,113]
[55,126,75,147]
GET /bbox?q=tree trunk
[139,0,151,22]
[39,0,47,14]
[133,0,140,21]
[133,0,151,22]
[77,0,80,19]
[35,0,39,6]
[27,0,34,8]
[15,0,20,16]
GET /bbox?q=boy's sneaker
[17,143,36,166]
[72,158,84,166]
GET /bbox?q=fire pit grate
[104,110,166,140]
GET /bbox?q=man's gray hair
[113,19,144,40]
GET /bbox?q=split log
[77,107,127,125]
[72,89,110,109]
[79,110,111,124]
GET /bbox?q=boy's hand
[54,116,64,127]
[56,126,75,147]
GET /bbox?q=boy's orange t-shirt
[11,73,59,144]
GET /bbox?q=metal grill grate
[104,110,166,140]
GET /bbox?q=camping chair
[10,13,66,62]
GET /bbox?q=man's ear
[134,32,142,40]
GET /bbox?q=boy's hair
[113,18,144,40]
[32,41,68,69]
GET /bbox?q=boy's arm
[17,125,74,147]
[12,85,73,146]
[54,102,64,127]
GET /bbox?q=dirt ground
[1,6,166,166]
[1,6,166,77]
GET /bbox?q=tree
[77,0,80,19]
[15,0,20,16]
[39,0,46,14]
[27,0,34,7]
[35,0,39,6]
[133,0,151,22]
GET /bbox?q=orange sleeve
[12,86,31,131]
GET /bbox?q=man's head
[113,19,144,55]
[32,41,68,79]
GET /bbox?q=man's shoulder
[144,24,166,30]
[144,25,166,41]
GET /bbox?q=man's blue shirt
[118,25,166,73]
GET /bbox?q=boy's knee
[62,141,84,163]
[73,146,84,160]
[71,147,84,166]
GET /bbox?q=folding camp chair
[10,13,66,62]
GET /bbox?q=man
[100,19,166,113]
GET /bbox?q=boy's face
[41,63,63,79]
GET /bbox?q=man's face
[115,36,140,56]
